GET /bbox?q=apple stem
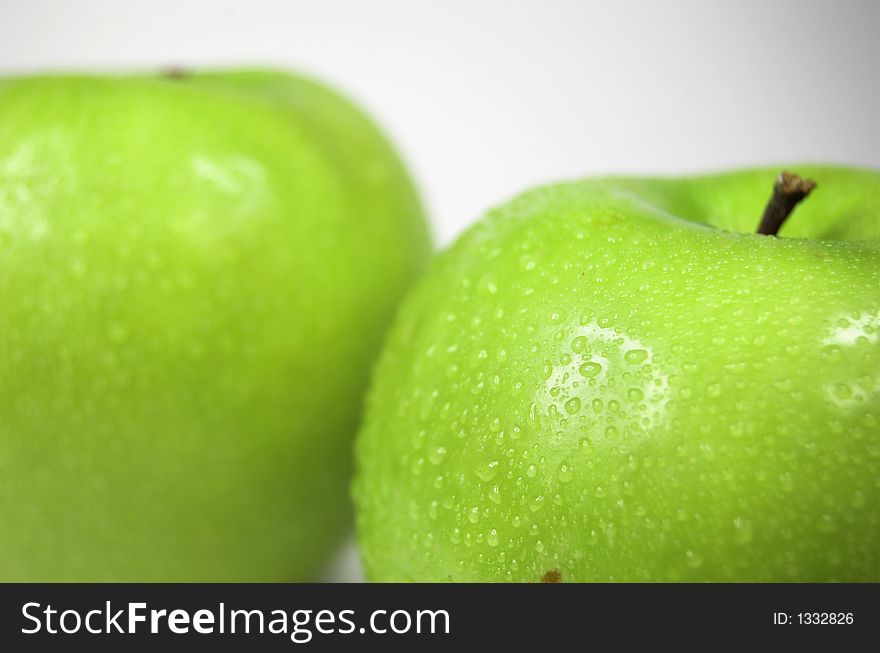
[163,66,190,80]
[756,171,817,236]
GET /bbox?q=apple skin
[354,166,880,582]
[0,70,430,580]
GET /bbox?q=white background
[1,0,878,580]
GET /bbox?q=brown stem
[163,66,190,80]
[757,171,816,236]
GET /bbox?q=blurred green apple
[0,69,430,580]
[354,166,880,582]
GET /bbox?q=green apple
[354,166,880,582]
[0,69,430,580]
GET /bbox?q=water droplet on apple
[686,550,703,568]
[779,473,794,493]
[475,460,499,482]
[428,446,447,465]
[822,344,841,360]
[732,517,753,544]
[478,275,498,294]
[832,383,852,400]
[578,361,602,378]
[528,402,540,423]
[817,514,837,533]
[564,397,581,414]
[850,490,866,508]
[624,349,648,364]
[558,462,573,483]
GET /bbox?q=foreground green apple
[0,70,429,580]
[354,166,880,582]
